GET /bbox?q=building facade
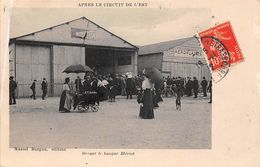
[9,17,138,97]
[138,37,211,80]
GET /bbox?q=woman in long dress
[59,77,73,112]
[139,75,154,119]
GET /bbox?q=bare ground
[9,95,211,149]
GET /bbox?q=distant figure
[30,80,37,100]
[108,77,117,102]
[101,77,109,100]
[119,75,126,96]
[208,78,212,103]
[193,77,199,98]
[175,81,183,111]
[75,76,83,93]
[201,77,208,97]
[41,78,48,100]
[125,74,136,99]
[83,75,92,91]
[59,77,72,112]
[185,77,193,96]
[9,76,17,105]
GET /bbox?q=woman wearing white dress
[59,77,73,112]
[139,75,154,119]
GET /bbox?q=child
[108,84,117,102]
[176,95,181,110]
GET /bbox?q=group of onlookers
[9,74,212,106]
[9,76,48,105]
[68,73,143,102]
[29,78,48,100]
[163,76,212,103]
[58,73,143,112]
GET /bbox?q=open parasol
[63,64,93,94]
[63,64,93,74]
[143,67,164,88]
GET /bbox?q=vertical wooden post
[112,50,116,73]
[14,43,19,98]
[50,45,54,97]
[133,51,138,76]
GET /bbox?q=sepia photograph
[1,0,260,167]
[8,8,212,149]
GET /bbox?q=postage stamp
[198,21,244,82]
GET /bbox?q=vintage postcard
[1,0,260,167]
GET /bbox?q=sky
[10,8,212,46]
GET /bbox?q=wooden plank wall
[53,45,85,96]
[15,44,51,97]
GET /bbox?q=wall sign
[71,27,96,40]
[165,47,203,58]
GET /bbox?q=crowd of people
[9,72,212,120]
[60,73,143,106]
[58,72,212,118]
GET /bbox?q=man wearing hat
[193,77,199,98]
[125,72,136,99]
[41,78,48,100]
[30,80,37,100]
[9,76,17,105]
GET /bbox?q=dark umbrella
[63,64,93,74]
[63,64,93,94]
[143,67,164,88]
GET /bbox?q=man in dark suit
[41,78,48,100]
[193,77,199,98]
[185,77,193,96]
[125,75,136,99]
[201,76,208,97]
[30,80,37,99]
[75,76,83,93]
[9,76,17,105]
[83,75,92,91]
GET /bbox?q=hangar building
[138,37,211,80]
[9,17,138,97]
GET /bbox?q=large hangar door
[16,44,51,97]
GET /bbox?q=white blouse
[142,78,154,90]
[62,84,70,91]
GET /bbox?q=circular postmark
[200,36,231,83]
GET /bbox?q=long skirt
[59,91,72,112]
[98,86,108,101]
[139,89,154,119]
[109,86,117,99]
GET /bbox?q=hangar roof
[138,37,200,55]
[10,17,137,50]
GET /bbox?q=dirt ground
[9,95,211,149]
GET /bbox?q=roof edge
[10,17,85,40]
[10,16,138,49]
[81,17,138,49]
